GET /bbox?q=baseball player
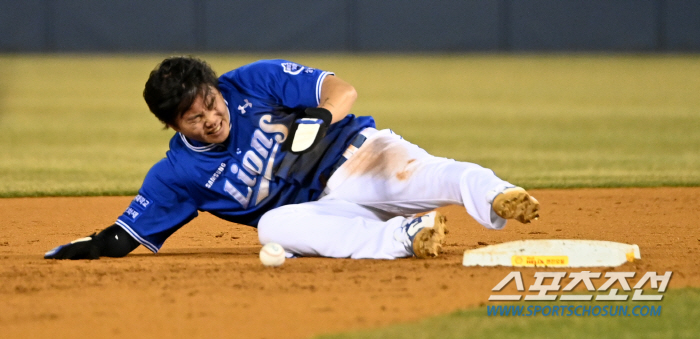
[45,56,539,260]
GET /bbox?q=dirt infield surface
[2,188,699,339]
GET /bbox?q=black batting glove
[44,233,102,260]
[284,107,332,154]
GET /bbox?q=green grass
[315,288,700,339]
[1,54,699,196]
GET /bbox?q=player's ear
[167,123,180,132]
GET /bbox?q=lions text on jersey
[116,60,375,252]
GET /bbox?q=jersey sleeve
[114,159,198,253]
[220,59,333,110]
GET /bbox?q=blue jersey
[115,59,375,253]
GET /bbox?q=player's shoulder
[152,135,191,173]
[144,144,196,189]
[221,59,305,80]
[139,156,195,200]
[149,156,173,173]
[238,59,296,71]
[142,156,177,186]
[219,60,270,92]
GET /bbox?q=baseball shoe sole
[410,211,448,259]
[492,187,540,224]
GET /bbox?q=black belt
[328,133,368,177]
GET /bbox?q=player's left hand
[285,107,332,154]
[44,234,101,260]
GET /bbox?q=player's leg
[257,200,444,259]
[322,129,539,229]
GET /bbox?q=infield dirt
[2,188,699,339]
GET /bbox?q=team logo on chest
[221,115,288,209]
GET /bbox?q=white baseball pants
[257,128,514,259]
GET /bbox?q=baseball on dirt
[259,242,286,267]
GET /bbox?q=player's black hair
[143,56,219,127]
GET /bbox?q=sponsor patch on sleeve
[120,194,152,222]
[281,62,305,75]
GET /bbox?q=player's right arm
[317,73,357,124]
[223,59,358,154]
[45,159,199,260]
[281,74,358,153]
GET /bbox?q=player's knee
[258,207,291,243]
[257,215,276,244]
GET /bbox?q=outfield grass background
[1,54,699,197]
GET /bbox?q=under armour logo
[238,99,252,114]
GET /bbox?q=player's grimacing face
[171,87,230,144]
